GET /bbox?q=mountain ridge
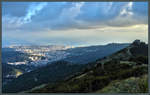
[30,40,148,93]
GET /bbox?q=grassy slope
[98,75,148,93]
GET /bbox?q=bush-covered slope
[98,75,148,93]
[31,40,148,93]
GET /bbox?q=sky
[2,2,148,47]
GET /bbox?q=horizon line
[2,39,147,48]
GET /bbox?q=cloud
[119,2,133,16]
[3,24,148,47]
[2,2,148,46]
[48,2,85,30]
[2,2,48,29]
[104,2,147,27]
[23,2,48,24]
[60,2,84,19]
[2,2,148,31]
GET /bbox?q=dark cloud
[2,2,148,31]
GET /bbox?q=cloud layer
[2,2,148,47]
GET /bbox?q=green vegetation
[98,75,148,93]
[31,60,148,93]
[31,41,148,93]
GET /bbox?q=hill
[2,61,85,93]
[31,40,148,93]
[64,43,129,64]
[2,43,129,92]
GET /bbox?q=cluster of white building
[8,62,27,65]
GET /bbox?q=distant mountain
[2,48,31,63]
[64,43,129,64]
[30,40,148,93]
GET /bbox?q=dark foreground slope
[31,40,148,93]
[2,61,85,93]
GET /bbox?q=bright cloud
[23,2,48,24]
